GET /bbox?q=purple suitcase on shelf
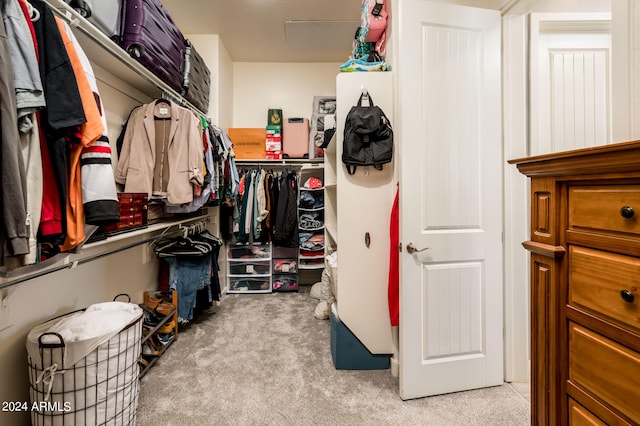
[120,0,185,92]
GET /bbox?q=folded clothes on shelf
[299,191,324,209]
[299,232,324,251]
[299,212,323,230]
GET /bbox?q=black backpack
[342,92,393,175]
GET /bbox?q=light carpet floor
[136,287,530,425]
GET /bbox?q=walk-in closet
[2,0,638,424]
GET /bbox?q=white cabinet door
[397,0,503,399]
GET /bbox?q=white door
[397,0,503,399]
[529,13,612,155]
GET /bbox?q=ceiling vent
[284,20,359,51]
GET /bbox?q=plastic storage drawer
[229,260,271,276]
[228,244,271,259]
[228,278,271,293]
[272,274,298,292]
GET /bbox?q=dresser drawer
[569,186,640,235]
[569,246,640,333]
[568,398,606,426]
[569,322,640,424]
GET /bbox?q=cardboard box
[228,128,266,159]
[266,124,282,134]
[267,109,283,126]
[266,141,282,152]
[266,151,283,160]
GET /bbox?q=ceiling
[160,0,517,63]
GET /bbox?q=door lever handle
[406,242,430,254]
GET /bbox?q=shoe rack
[140,290,178,377]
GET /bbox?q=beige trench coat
[115,101,204,205]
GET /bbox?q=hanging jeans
[166,254,211,322]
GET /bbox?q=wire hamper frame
[27,296,143,426]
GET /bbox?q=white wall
[187,34,234,129]
[233,62,340,127]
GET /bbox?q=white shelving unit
[325,72,395,355]
[298,165,325,271]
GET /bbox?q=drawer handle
[620,290,635,303]
[620,206,635,219]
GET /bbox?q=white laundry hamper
[26,295,143,426]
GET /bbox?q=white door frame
[502,11,531,384]
[612,0,640,142]
[502,8,613,383]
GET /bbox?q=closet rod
[0,219,208,291]
[43,0,207,117]
[235,160,323,168]
[177,218,210,237]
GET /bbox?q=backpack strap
[357,91,374,107]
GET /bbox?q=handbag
[362,0,388,43]
[342,91,393,175]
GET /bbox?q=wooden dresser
[510,140,640,425]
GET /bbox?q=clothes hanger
[25,1,40,22]
[154,98,172,120]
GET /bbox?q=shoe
[139,305,162,327]
[144,297,160,310]
[339,54,387,72]
[147,336,165,352]
[142,342,161,357]
[158,319,176,334]
[155,301,175,317]
[157,331,175,345]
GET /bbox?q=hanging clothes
[388,185,399,326]
[55,17,105,252]
[0,3,29,257]
[3,0,45,128]
[1,0,44,267]
[165,117,216,213]
[154,228,222,324]
[273,171,298,247]
[58,19,119,227]
[31,0,87,249]
[115,100,204,205]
